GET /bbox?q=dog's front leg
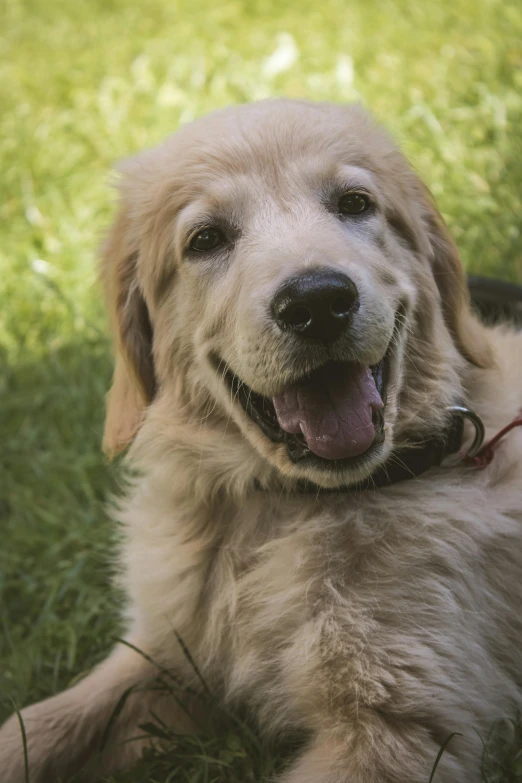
[278,718,473,783]
[0,637,201,783]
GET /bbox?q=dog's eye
[189,228,224,252]
[338,193,371,216]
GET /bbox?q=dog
[1,99,521,783]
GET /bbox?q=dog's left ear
[101,205,156,457]
[418,185,493,368]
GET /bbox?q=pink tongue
[272,363,383,460]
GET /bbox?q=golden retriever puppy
[1,99,521,783]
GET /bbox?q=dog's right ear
[415,183,493,369]
[101,205,156,457]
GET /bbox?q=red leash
[465,412,522,469]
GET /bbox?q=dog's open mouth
[223,356,390,465]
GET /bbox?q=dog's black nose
[271,269,359,342]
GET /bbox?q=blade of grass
[428,732,462,783]
[98,683,137,753]
[13,707,30,783]
[173,631,212,698]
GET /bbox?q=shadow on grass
[0,336,121,722]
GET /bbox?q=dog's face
[102,100,490,489]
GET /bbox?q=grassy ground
[1,0,522,780]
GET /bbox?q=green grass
[1,0,521,779]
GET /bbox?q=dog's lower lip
[215,351,391,466]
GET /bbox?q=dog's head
[102,100,491,490]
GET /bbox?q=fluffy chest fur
[120,443,522,738]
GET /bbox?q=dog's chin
[209,344,396,490]
[284,437,392,490]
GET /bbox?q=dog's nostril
[331,296,352,318]
[285,305,312,330]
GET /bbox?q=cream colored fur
[1,100,521,783]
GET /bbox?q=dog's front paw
[0,710,39,783]
[0,699,89,783]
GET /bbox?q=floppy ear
[101,206,156,457]
[418,185,493,369]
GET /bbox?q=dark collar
[289,408,465,494]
